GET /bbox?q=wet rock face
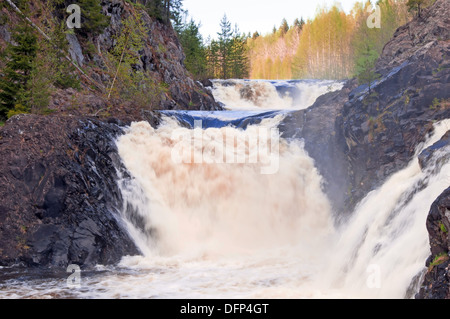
[419,131,450,170]
[417,187,450,299]
[0,115,140,269]
[416,132,450,299]
[337,0,450,213]
[279,79,357,215]
[96,0,221,112]
[278,0,449,215]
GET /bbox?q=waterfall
[1,81,447,299]
[112,107,449,298]
[116,115,334,259]
[211,79,344,111]
[323,120,450,299]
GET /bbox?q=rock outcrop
[280,0,450,218]
[342,0,450,210]
[0,114,149,268]
[0,0,221,114]
[417,186,450,299]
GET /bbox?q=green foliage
[406,0,425,17]
[107,13,166,108]
[78,0,110,35]
[203,15,249,79]
[177,19,208,80]
[439,221,448,234]
[293,18,305,30]
[279,19,289,35]
[143,0,184,24]
[0,18,38,120]
[217,14,233,79]
[429,253,449,271]
[355,45,380,93]
[0,6,82,120]
[0,10,9,26]
[228,32,249,79]
[7,103,30,119]
[51,22,81,90]
[430,98,441,109]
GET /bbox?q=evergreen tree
[78,0,110,35]
[52,22,81,89]
[144,0,184,24]
[178,19,207,80]
[293,18,305,30]
[165,0,185,24]
[205,38,220,79]
[355,45,380,94]
[217,14,233,79]
[0,18,38,119]
[279,18,289,35]
[229,26,248,79]
[406,0,425,17]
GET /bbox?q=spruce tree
[406,0,425,18]
[0,18,38,119]
[355,45,380,94]
[217,15,233,79]
[78,0,110,35]
[279,19,289,35]
[178,19,207,80]
[229,27,248,79]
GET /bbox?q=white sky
[182,0,365,39]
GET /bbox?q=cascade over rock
[0,0,449,300]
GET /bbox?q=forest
[0,0,185,121]
[0,0,435,121]
[176,0,435,81]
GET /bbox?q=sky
[182,0,364,39]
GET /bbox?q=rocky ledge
[0,114,156,268]
[280,0,449,217]
[416,132,450,299]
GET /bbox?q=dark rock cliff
[416,132,450,299]
[280,0,449,220]
[0,0,221,114]
[0,114,146,268]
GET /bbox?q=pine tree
[52,22,80,90]
[0,18,38,119]
[355,45,380,94]
[217,14,233,79]
[178,19,207,80]
[406,0,425,18]
[279,19,289,35]
[78,0,110,35]
[229,27,248,79]
[145,0,184,24]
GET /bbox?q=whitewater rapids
[0,80,448,299]
[210,79,345,111]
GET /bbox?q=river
[0,79,449,299]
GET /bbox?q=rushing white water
[211,79,344,111]
[62,117,446,300]
[324,120,450,299]
[0,80,448,299]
